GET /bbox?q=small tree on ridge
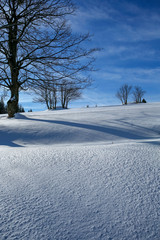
[133,86,145,103]
[116,84,132,105]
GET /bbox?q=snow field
[0,103,160,239]
[0,103,160,147]
[0,142,159,239]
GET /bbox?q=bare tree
[116,84,132,105]
[133,86,145,103]
[34,80,82,109]
[60,84,81,109]
[0,0,97,117]
[34,81,58,109]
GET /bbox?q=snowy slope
[0,103,160,240]
[0,102,160,147]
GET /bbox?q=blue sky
[18,0,160,110]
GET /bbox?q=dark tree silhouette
[0,97,6,114]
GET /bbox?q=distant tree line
[116,84,146,105]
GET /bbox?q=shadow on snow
[0,113,159,147]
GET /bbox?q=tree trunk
[7,6,19,118]
[7,68,19,117]
[7,84,19,118]
[65,101,68,109]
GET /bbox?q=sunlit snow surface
[0,103,160,239]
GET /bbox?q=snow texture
[0,103,160,239]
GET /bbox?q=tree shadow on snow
[140,140,160,146]
[20,114,159,141]
[1,113,159,147]
[0,129,23,147]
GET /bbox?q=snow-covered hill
[0,102,160,147]
[0,103,160,239]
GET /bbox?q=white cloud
[91,66,160,88]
